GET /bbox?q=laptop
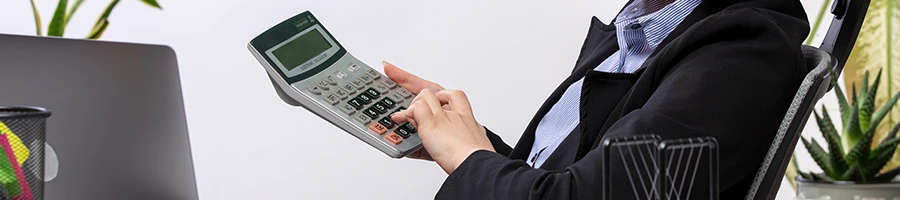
[0,34,199,200]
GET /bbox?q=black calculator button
[339,103,356,115]
[349,79,366,90]
[316,80,330,90]
[363,108,380,119]
[395,127,412,138]
[347,98,364,109]
[381,79,398,89]
[379,98,396,108]
[340,84,357,94]
[358,74,374,84]
[392,106,406,114]
[401,122,417,133]
[307,86,324,95]
[388,93,405,103]
[323,93,340,105]
[364,88,381,98]
[378,117,395,128]
[372,102,389,113]
[324,75,339,85]
[354,114,371,124]
[356,93,373,104]
[396,89,412,98]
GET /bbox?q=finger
[410,100,434,128]
[417,89,445,116]
[383,61,444,94]
[436,90,473,115]
[390,111,417,127]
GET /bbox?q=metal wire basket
[0,106,51,200]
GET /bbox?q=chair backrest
[745,0,870,199]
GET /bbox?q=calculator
[247,11,422,158]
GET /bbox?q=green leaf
[871,137,900,158]
[87,20,109,40]
[859,70,882,132]
[813,172,836,182]
[865,144,898,180]
[869,89,900,135]
[140,0,163,9]
[840,163,861,181]
[803,138,835,176]
[833,72,852,127]
[799,170,814,180]
[875,166,900,181]
[805,0,833,45]
[846,124,878,165]
[844,95,864,151]
[817,110,848,172]
[29,0,42,36]
[65,0,86,26]
[47,0,69,37]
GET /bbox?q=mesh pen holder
[0,106,50,200]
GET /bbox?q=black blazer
[435,0,810,199]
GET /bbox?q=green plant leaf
[846,124,878,165]
[29,0,42,36]
[865,142,899,179]
[840,163,861,181]
[817,110,848,172]
[844,95,864,151]
[799,170,814,180]
[87,20,109,40]
[833,72,852,127]
[813,172,836,182]
[804,0,833,45]
[87,0,121,40]
[65,0,86,26]
[860,70,882,132]
[869,89,900,136]
[875,166,900,181]
[140,0,163,9]
[803,138,835,176]
[47,0,69,37]
[872,137,900,158]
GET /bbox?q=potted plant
[797,70,900,199]
[27,0,162,39]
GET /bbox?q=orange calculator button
[369,123,388,135]
[385,132,403,144]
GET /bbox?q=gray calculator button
[388,93,405,103]
[396,89,412,98]
[339,103,356,115]
[373,84,390,93]
[340,84,357,94]
[365,69,381,80]
[334,88,350,99]
[349,79,366,90]
[358,74,374,84]
[316,80,330,90]
[324,75,339,85]
[323,93,340,105]
[307,86,324,95]
[381,79,398,89]
[354,114,371,124]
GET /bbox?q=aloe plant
[798,70,900,183]
[28,0,162,39]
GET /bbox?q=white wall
[0,0,827,199]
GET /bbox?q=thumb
[383,61,444,94]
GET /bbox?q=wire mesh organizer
[601,135,719,200]
[0,106,50,200]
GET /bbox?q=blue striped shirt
[527,0,702,168]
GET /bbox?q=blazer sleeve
[485,127,513,157]
[434,10,807,200]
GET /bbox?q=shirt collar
[614,0,702,49]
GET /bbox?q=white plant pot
[797,180,900,200]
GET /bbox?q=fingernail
[382,61,391,66]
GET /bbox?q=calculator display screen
[272,29,333,71]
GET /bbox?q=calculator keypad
[306,65,418,147]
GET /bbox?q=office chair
[744,0,870,199]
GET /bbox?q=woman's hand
[392,89,494,174]
[383,61,445,161]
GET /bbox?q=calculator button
[364,88,381,98]
[338,103,356,115]
[396,89,412,98]
[372,102,389,113]
[369,123,388,135]
[381,79,398,89]
[323,93,340,105]
[395,127,412,138]
[373,84,391,94]
[379,98,397,108]
[324,75,338,85]
[348,64,360,72]
[316,80,330,90]
[307,86,324,95]
[347,98,364,109]
[378,117,395,128]
[335,71,347,79]
[363,108,380,119]
[401,122,417,133]
[356,93,373,104]
[388,93,406,103]
[393,106,406,114]
[334,88,350,99]
[354,114,371,124]
[340,84,357,94]
[385,132,403,144]
[365,69,381,80]
[349,79,366,90]
[358,74,374,84]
